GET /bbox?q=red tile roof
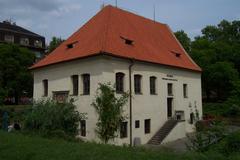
[30,5,201,72]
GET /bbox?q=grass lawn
[0,131,238,160]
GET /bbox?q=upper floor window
[82,74,90,95]
[4,35,14,43]
[42,79,48,96]
[34,40,42,48]
[150,76,157,95]
[183,84,188,98]
[134,74,142,94]
[167,83,173,96]
[20,37,29,46]
[71,75,79,96]
[116,72,125,93]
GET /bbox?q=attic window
[67,41,78,49]
[171,51,181,58]
[120,36,134,45]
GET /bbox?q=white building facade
[33,55,202,145]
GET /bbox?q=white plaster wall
[33,55,202,145]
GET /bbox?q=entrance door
[167,98,173,118]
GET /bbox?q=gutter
[128,59,134,146]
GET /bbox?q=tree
[0,44,35,104]
[208,62,239,100]
[92,83,129,143]
[174,30,191,53]
[48,37,64,53]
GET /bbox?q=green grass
[0,131,238,160]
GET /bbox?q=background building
[0,20,46,60]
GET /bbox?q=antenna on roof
[153,4,156,22]
[100,2,105,10]
[115,0,118,7]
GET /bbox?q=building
[0,20,46,60]
[30,5,202,146]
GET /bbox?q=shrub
[223,131,240,154]
[24,99,86,138]
[92,83,129,143]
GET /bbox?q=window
[34,40,42,48]
[190,112,194,124]
[80,120,86,137]
[120,122,128,138]
[135,120,140,128]
[82,74,90,95]
[71,75,79,96]
[144,119,151,134]
[167,83,173,96]
[150,76,156,95]
[53,91,69,103]
[183,84,188,98]
[125,39,133,45]
[42,79,48,96]
[20,37,29,46]
[4,35,14,43]
[116,72,124,93]
[134,74,142,94]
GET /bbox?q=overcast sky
[0,0,239,43]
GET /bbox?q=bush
[24,99,86,138]
[223,131,240,154]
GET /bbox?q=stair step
[147,120,178,145]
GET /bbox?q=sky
[0,0,239,44]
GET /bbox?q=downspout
[129,59,134,146]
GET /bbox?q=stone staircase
[148,119,178,145]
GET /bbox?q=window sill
[184,96,188,98]
[120,136,128,139]
[134,92,142,95]
[116,91,125,94]
[80,94,90,96]
[145,132,150,134]
[150,93,158,95]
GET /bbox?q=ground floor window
[144,119,151,134]
[135,120,140,128]
[120,122,128,138]
[80,120,86,137]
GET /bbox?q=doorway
[167,98,173,118]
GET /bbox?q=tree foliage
[174,30,191,53]
[48,37,64,53]
[92,83,129,143]
[0,44,35,104]
[24,99,86,138]
[175,19,240,102]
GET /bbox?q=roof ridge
[105,5,167,26]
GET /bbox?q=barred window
[120,122,128,138]
[71,75,79,95]
[134,74,142,94]
[150,76,156,95]
[183,84,188,98]
[144,119,151,134]
[116,72,125,93]
[82,74,90,95]
[42,79,48,96]
[168,83,173,96]
[80,120,86,137]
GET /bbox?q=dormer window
[120,36,134,46]
[125,39,133,45]
[67,41,78,49]
[171,51,181,58]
